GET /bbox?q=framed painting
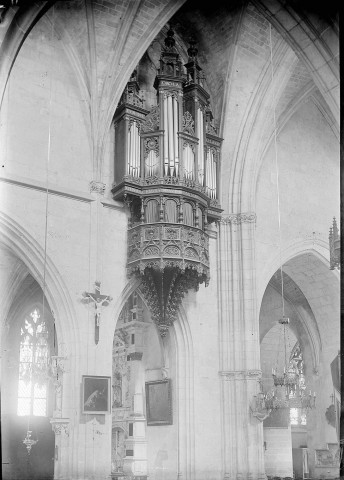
[82,375,111,414]
[145,379,172,426]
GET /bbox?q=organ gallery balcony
[127,222,209,282]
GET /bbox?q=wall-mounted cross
[83,281,112,344]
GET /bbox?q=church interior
[0,1,340,479]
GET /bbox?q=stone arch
[252,0,339,122]
[0,211,78,355]
[220,31,297,212]
[257,238,332,306]
[258,240,339,393]
[219,1,338,214]
[258,241,340,475]
[259,271,321,375]
[0,1,56,109]
[170,304,196,480]
[257,240,340,354]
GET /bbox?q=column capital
[219,369,262,381]
[89,180,106,195]
[220,212,256,225]
[50,418,70,436]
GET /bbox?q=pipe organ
[112,28,223,336]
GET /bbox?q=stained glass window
[17,308,50,416]
[289,343,307,426]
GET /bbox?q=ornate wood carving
[143,137,159,159]
[182,111,195,135]
[141,106,160,133]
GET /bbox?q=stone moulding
[221,212,257,224]
[219,370,262,381]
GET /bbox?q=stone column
[218,213,266,480]
[50,418,70,479]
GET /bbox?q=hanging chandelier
[23,430,38,455]
[265,316,316,412]
[252,319,316,422]
[329,217,340,270]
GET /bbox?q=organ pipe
[163,96,168,175]
[173,97,179,176]
[198,108,204,185]
[128,125,132,175]
[168,95,174,175]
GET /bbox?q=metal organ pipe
[211,152,215,198]
[163,96,168,175]
[206,148,210,196]
[127,124,132,175]
[132,122,135,176]
[213,151,217,198]
[206,148,216,199]
[167,95,174,175]
[198,108,204,185]
[135,123,139,177]
[173,97,179,176]
[127,121,140,177]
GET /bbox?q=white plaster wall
[1,20,92,193]
[264,427,293,477]
[256,100,340,305]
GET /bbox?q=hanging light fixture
[23,430,38,455]
[329,217,340,270]
[252,23,316,421]
[266,317,316,412]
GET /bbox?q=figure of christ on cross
[83,282,112,344]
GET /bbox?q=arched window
[17,307,51,417]
[289,343,307,426]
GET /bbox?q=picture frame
[82,375,111,414]
[145,379,172,426]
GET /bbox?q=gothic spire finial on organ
[164,25,176,51]
[185,38,204,87]
[156,25,183,81]
[187,37,198,61]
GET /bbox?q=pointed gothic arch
[0,211,79,358]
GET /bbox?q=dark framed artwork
[145,379,172,426]
[82,375,111,414]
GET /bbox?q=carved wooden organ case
[112,29,223,336]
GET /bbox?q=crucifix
[83,281,112,344]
